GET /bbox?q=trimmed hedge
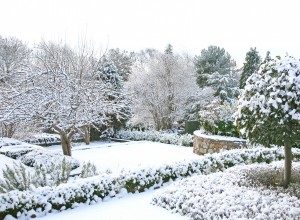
[116,130,193,146]
[1,147,300,219]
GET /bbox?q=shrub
[19,150,80,170]
[0,162,34,193]
[80,161,98,178]
[1,147,300,219]
[116,130,193,146]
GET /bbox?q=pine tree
[194,45,238,102]
[239,47,261,89]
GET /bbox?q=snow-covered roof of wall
[193,130,246,142]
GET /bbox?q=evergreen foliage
[239,47,261,89]
[194,45,239,102]
[235,55,300,187]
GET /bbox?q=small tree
[235,55,300,188]
[239,47,261,89]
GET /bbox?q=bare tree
[0,36,32,137]
[33,40,129,155]
[127,47,198,130]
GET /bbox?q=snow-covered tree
[101,48,135,81]
[128,47,198,130]
[194,45,239,102]
[235,55,300,187]
[31,41,130,155]
[239,47,261,89]
[0,36,32,137]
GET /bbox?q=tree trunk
[83,125,90,145]
[60,132,72,156]
[283,144,292,188]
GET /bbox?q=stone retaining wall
[193,131,246,155]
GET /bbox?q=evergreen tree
[235,55,300,188]
[164,44,173,55]
[239,47,261,89]
[194,45,238,102]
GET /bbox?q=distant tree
[263,51,271,63]
[164,44,173,54]
[239,47,261,89]
[128,45,198,130]
[102,48,135,81]
[194,45,239,102]
[235,55,300,188]
[0,36,32,137]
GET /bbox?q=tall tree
[194,45,238,102]
[27,41,129,155]
[235,55,300,188]
[239,47,261,89]
[0,36,32,137]
[128,46,198,130]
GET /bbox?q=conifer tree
[239,47,261,89]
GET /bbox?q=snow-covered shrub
[152,162,300,219]
[1,147,300,219]
[0,163,34,193]
[0,158,74,193]
[34,158,73,187]
[80,161,99,178]
[19,150,80,170]
[22,133,61,146]
[116,130,193,146]
[0,138,43,159]
[199,99,239,137]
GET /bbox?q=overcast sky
[1,0,299,64]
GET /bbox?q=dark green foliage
[195,46,233,88]
[184,121,200,134]
[239,47,261,89]
[194,45,238,101]
[236,56,300,148]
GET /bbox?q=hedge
[1,147,300,219]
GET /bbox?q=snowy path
[36,188,189,220]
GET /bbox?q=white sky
[0,0,299,64]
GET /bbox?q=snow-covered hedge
[22,133,83,146]
[152,162,300,219]
[0,138,43,159]
[19,150,80,170]
[116,130,193,146]
[1,147,300,219]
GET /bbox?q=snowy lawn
[46,141,199,174]
[35,186,189,220]
[152,161,300,220]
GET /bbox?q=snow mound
[152,162,300,220]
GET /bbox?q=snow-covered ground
[1,140,197,220]
[36,186,189,220]
[46,141,199,174]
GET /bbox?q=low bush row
[1,147,300,219]
[116,130,193,146]
[152,162,300,219]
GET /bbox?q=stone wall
[193,131,246,155]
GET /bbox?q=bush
[199,99,239,137]
[152,162,300,219]
[1,147,300,219]
[19,150,80,170]
[80,161,98,178]
[116,130,193,146]
[0,139,43,159]
[0,162,34,193]
[0,158,74,193]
